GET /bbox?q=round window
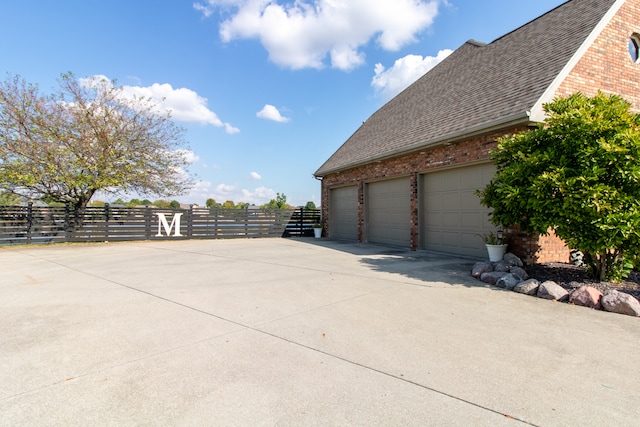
[629,34,640,63]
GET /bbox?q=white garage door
[329,186,359,241]
[366,177,411,248]
[421,163,495,257]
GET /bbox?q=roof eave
[315,111,535,177]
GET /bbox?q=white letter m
[156,213,183,237]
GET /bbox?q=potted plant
[479,230,508,261]
[312,222,323,238]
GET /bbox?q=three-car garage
[328,163,495,258]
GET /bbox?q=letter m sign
[156,213,183,237]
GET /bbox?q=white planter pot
[486,244,508,262]
[313,228,322,238]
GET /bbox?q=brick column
[357,181,365,243]
[410,172,419,251]
[320,179,329,236]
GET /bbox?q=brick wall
[505,226,569,265]
[556,0,640,110]
[321,129,515,190]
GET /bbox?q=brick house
[314,0,640,264]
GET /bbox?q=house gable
[315,0,618,177]
[553,0,640,109]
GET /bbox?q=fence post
[214,207,218,238]
[26,201,33,244]
[244,206,249,236]
[145,206,152,239]
[64,202,71,239]
[187,205,193,238]
[299,207,304,237]
[73,205,80,238]
[104,203,110,241]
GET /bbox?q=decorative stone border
[471,254,640,317]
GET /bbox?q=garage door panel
[426,193,443,210]
[460,170,483,187]
[367,178,411,248]
[460,190,480,208]
[434,230,462,251]
[424,229,443,245]
[371,226,407,243]
[425,212,442,227]
[461,212,485,229]
[330,186,358,241]
[461,232,481,250]
[441,193,460,210]
[442,212,461,227]
[443,231,462,247]
[422,164,495,258]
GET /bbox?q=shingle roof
[315,0,618,176]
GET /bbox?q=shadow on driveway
[295,238,485,288]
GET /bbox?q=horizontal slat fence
[0,203,321,245]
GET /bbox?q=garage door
[366,177,411,248]
[421,163,495,257]
[329,186,358,241]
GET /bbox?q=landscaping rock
[509,266,528,280]
[537,281,569,301]
[514,278,540,295]
[569,286,602,309]
[480,271,508,285]
[601,290,640,317]
[493,261,511,272]
[496,273,523,290]
[469,256,640,319]
[504,253,524,267]
[471,262,493,278]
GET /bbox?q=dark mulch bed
[525,262,640,300]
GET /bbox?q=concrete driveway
[1,238,639,426]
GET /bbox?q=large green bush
[478,92,640,281]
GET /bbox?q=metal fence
[0,203,322,245]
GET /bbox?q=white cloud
[184,180,214,203]
[195,0,440,71]
[256,104,290,122]
[122,83,239,133]
[193,2,213,17]
[249,171,262,180]
[371,49,452,99]
[241,186,277,204]
[214,183,237,198]
[187,181,276,206]
[223,123,241,134]
[79,74,111,88]
[79,75,239,134]
[206,183,277,205]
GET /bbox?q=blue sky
[0,0,565,207]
